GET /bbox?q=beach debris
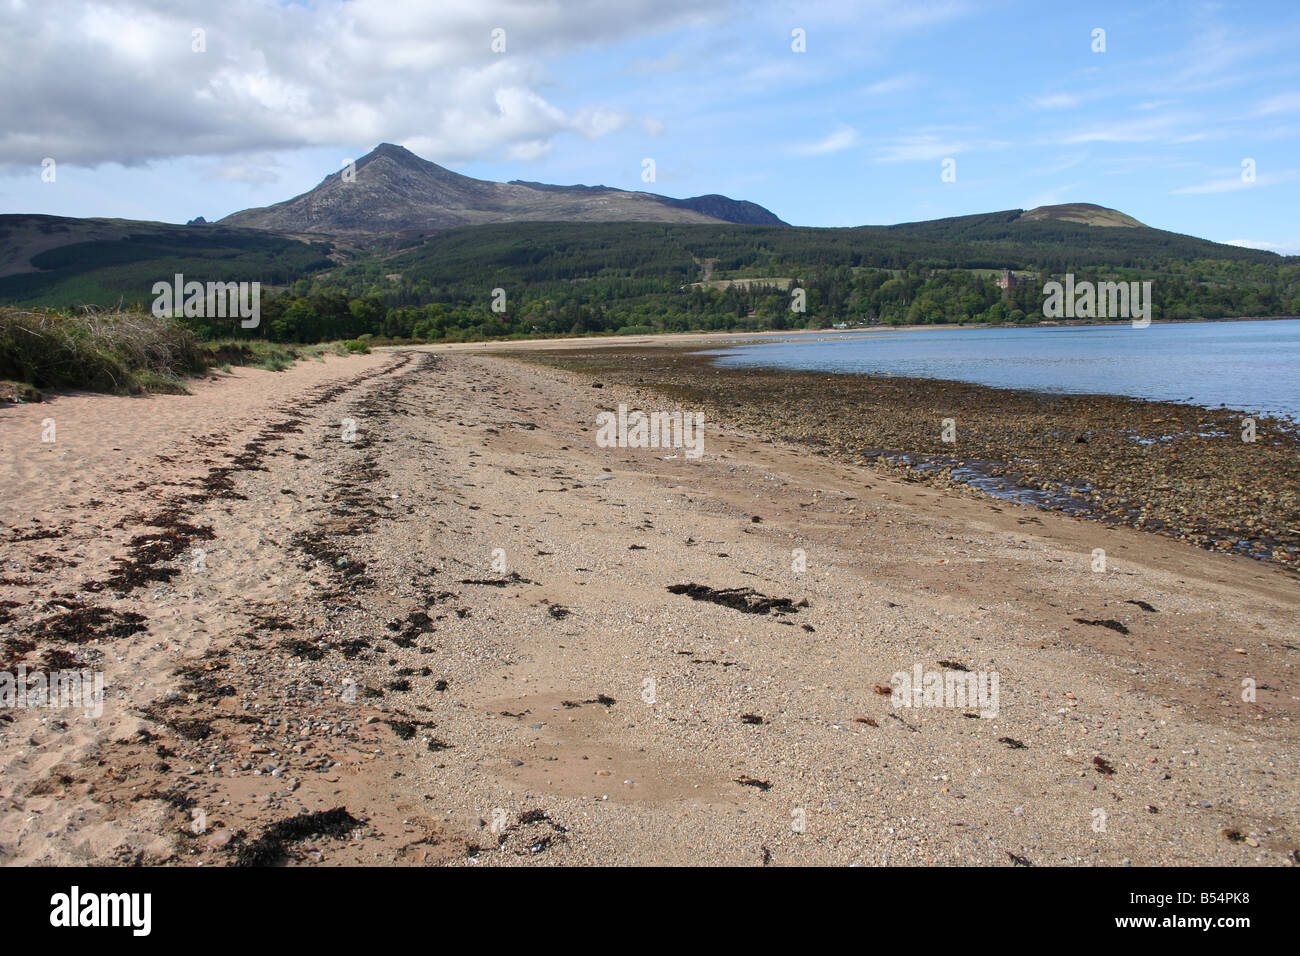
[92,518,216,593]
[28,603,147,645]
[1073,617,1129,635]
[1125,599,1158,612]
[518,809,565,831]
[547,604,571,620]
[167,718,213,741]
[889,712,920,733]
[279,637,325,660]
[233,807,361,866]
[560,694,616,708]
[458,571,537,586]
[1093,756,1116,776]
[1006,851,1033,867]
[176,661,235,701]
[735,775,772,791]
[937,659,969,671]
[998,736,1027,749]
[383,720,417,740]
[741,713,765,724]
[873,684,893,695]
[853,716,879,727]
[666,583,805,615]
[338,637,371,659]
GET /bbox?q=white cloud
[861,73,920,97]
[872,128,1005,163]
[1253,91,1300,115]
[1169,169,1298,195]
[874,138,963,163]
[1225,238,1300,255]
[1029,93,1080,110]
[1027,182,1083,207]
[1056,113,1199,145]
[792,125,858,156]
[212,153,283,184]
[507,140,552,161]
[0,0,729,172]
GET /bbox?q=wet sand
[515,345,1300,571]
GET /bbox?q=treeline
[188,258,1300,344]
[6,217,1298,343]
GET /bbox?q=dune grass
[0,308,368,399]
[0,308,206,394]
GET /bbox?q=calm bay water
[701,319,1300,421]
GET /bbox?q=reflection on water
[701,320,1300,421]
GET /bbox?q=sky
[2,0,1298,252]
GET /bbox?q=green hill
[1,209,1294,342]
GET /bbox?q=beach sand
[0,346,1295,865]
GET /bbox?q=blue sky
[2,0,1298,252]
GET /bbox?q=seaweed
[233,807,361,866]
[1072,618,1130,635]
[666,583,805,615]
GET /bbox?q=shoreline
[415,313,1300,351]
[506,344,1300,571]
[1,348,1296,865]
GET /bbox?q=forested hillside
[248,219,1296,342]
[4,215,1295,343]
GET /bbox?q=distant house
[995,268,1016,290]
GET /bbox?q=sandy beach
[0,345,1296,866]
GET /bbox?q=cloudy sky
[2,0,1298,252]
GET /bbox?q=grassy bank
[0,309,369,400]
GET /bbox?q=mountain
[1016,203,1145,228]
[2,197,1284,312]
[875,206,1253,263]
[219,143,786,238]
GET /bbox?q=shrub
[0,308,204,393]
